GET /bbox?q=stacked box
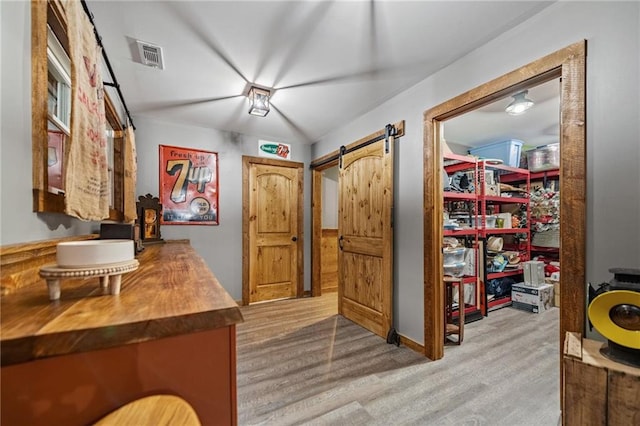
[523,260,545,287]
[551,281,560,307]
[512,283,554,313]
[526,143,559,172]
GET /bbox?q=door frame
[423,41,586,360]
[310,121,405,297]
[242,156,304,306]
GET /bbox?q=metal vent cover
[135,40,164,69]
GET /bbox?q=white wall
[321,167,338,229]
[3,1,639,338]
[312,1,640,344]
[134,116,312,300]
[0,1,312,300]
[1,1,96,246]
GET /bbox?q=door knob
[291,236,298,242]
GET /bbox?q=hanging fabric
[63,0,110,220]
[123,124,138,223]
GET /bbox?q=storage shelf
[531,245,559,253]
[451,306,483,324]
[444,229,477,236]
[478,159,530,317]
[487,296,512,311]
[487,269,523,280]
[481,195,529,204]
[444,192,477,201]
[442,155,531,320]
[480,228,530,236]
[443,275,478,284]
[480,161,530,176]
[501,169,559,183]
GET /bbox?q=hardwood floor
[237,293,560,425]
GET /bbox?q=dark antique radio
[99,223,143,254]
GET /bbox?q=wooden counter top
[1,241,243,366]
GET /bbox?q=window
[32,0,127,220]
[47,26,71,131]
[46,25,70,195]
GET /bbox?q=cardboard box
[549,281,560,307]
[484,183,500,196]
[461,247,476,277]
[523,260,545,287]
[511,282,554,313]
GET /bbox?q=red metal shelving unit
[443,154,482,323]
[477,160,531,314]
[442,156,532,317]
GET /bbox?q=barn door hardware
[338,145,347,169]
[384,123,397,153]
[338,235,344,251]
[311,123,400,169]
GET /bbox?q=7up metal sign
[258,140,291,160]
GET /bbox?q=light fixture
[505,90,534,115]
[248,86,270,117]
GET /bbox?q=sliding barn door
[338,138,394,338]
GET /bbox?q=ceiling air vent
[135,40,164,70]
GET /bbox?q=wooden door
[244,158,303,304]
[338,138,394,339]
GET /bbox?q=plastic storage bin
[471,215,497,228]
[469,139,523,167]
[526,143,559,172]
[443,247,466,264]
[444,262,466,277]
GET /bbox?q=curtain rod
[80,0,136,130]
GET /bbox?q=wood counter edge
[2,306,243,367]
[1,239,244,367]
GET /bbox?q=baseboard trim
[237,291,312,306]
[399,335,425,355]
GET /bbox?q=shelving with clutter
[443,139,561,316]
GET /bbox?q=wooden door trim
[310,121,405,297]
[242,156,304,306]
[311,167,332,296]
[423,41,586,361]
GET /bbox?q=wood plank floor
[237,293,560,425]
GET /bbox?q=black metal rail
[311,123,397,169]
[80,0,135,130]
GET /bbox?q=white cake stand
[39,259,139,301]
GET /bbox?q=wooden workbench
[563,332,640,425]
[1,240,243,426]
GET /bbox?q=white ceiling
[444,78,561,149]
[87,1,554,144]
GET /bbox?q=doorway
[442,78,561,325]
[423,41,586,365]
[242,156,304,305]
